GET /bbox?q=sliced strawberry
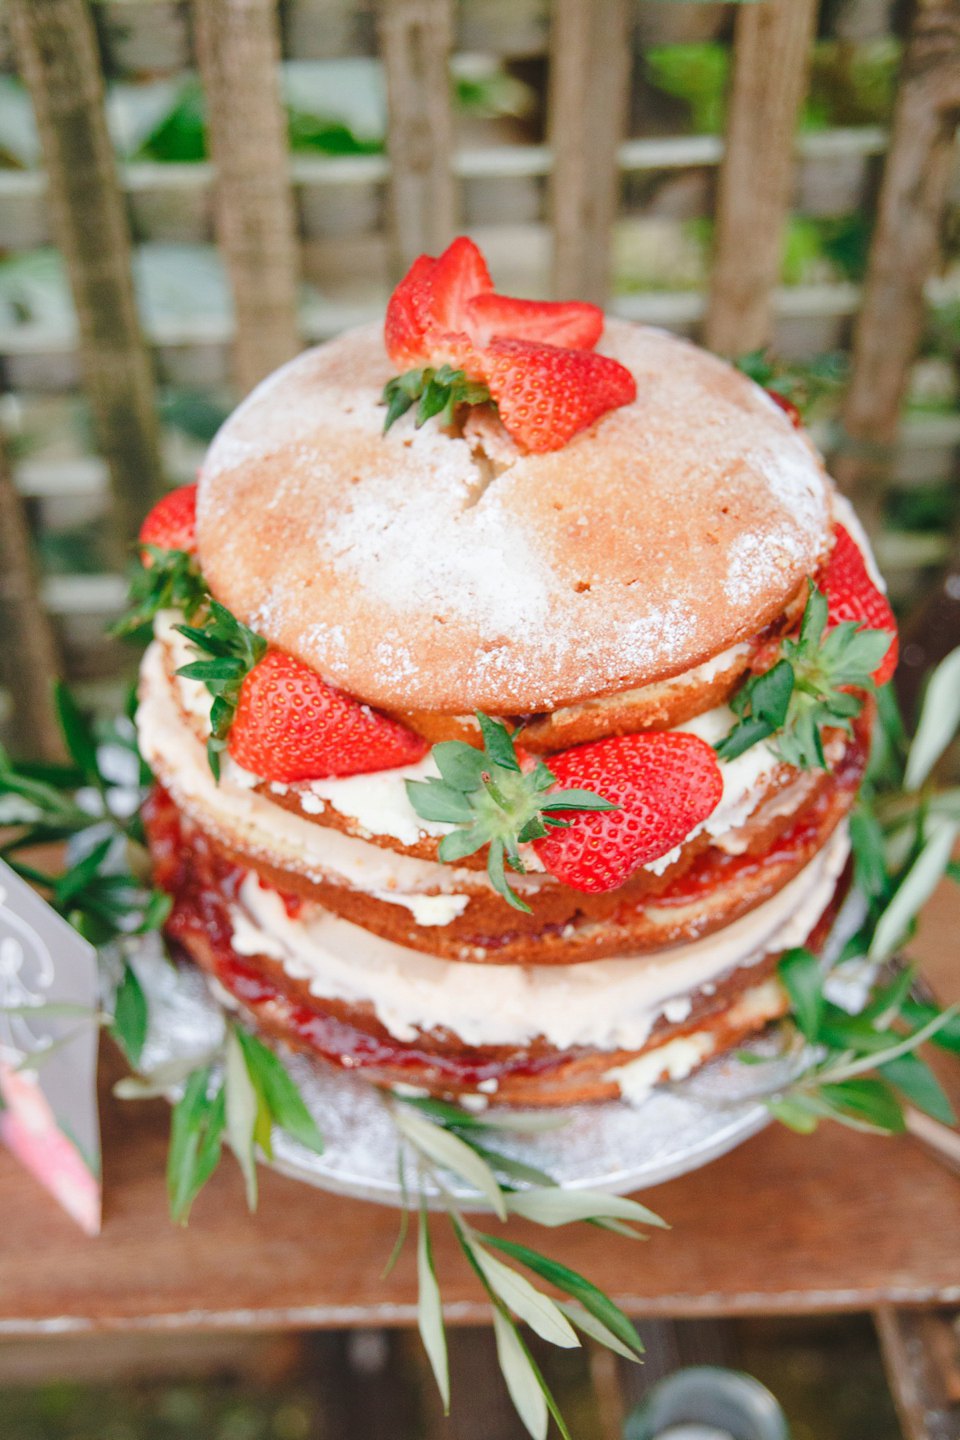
[227,650,429,783]
[483,337,637,452]
[139,484,197,560]
[382,237,634,450]
[766,389,803,429]
[533,732,723,893]
[384,253,437,370]
[424,236,493,334]
[820,525,898,686]
[464,293,603,351]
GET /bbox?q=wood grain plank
[0,441,66,762]
[378,0,457,273]
[6,0,165,553]
[3,1035,960,1331]
[704,0,819,356]
[548,0,631,305]
[833,0,960,534]
[192,0,302,397]
[874,1306,960,1440]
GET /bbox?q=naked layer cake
[136,238,897,1106]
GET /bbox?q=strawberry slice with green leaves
[405,715,722,909]
[821,525,898,686]
[381,236,630,451]
[175,602,427,782]
[113,485,207,637]
[715,578,891,770]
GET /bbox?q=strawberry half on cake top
[134,237,896,1107]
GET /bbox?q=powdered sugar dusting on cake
[196,319,832,712]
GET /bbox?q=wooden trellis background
[2,0,960,762]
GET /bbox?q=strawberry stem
[406,715,616,911]
[715,580,891,769]
[111,546,209,638]
[382,366,492,434]
[174,600,267,780]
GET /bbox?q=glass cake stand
[131,932,820,1209]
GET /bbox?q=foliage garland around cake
[2,592,960,1438]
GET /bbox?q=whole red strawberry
[228,650,429,782]
[821,525,898,686]
[484,337,637,453]
[139,484,197,560]
[532,732,723,893]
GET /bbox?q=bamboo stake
[378,0,456,273]
[0,444,66,764]
[193,0,302,397]
[7,0,165,560]
[833,0,960,531]
[548,0,631,305]
[704,0,819,356]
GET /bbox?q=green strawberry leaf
[716,580,889,771]
[477,713,521,772]
[432,740,488,791]
[407,714,617,909]
[404,778,475,824]
[112,548,209,639]
[174,602,268,778]
[437,827,489,863]
[381,366,492,434]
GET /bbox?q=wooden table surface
[1,874,957,1336]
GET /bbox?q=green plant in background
[158,388,231,446]
[645,38,901,138]
[451,55,536,121]
[136,77,208,163]
[285,114,383,155]
[806,38,902,129]
[816,212,874,284]
[735,348,849,423]
[645,44,730,134]
[133,74,387,163]
[885,481,960,537]
[780,214,873,287]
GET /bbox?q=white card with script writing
[0,857,101,1234]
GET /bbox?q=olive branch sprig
[741,645,960,1137]
[384,1095,663,1439]
[0,681,169,1068]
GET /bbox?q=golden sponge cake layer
[196,319,832,714]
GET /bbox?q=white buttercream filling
[141,631,810,891]
[137,641,499,903]
[606,1032,715,1102]
[227,823,849,1052]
